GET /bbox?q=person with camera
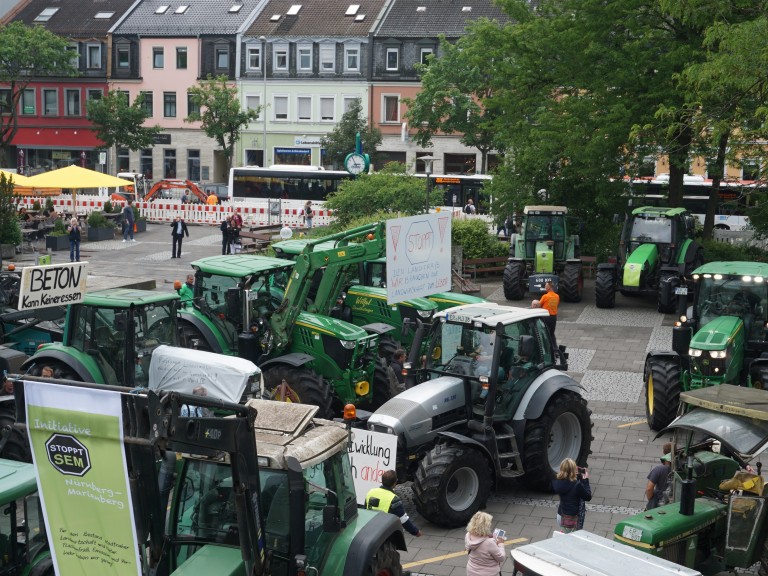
[552,458,592,533]
[465,511,506,576]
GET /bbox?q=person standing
[645,442,673,510]
[230,210,243,253]
[464,198,476,214]
[365,470,422,538]
[538,281,560,338]
[178,274,195,307]
[304,201,314,229]
[122,200,135,242]
[464,511,506,576]
[170,215,189,258]
[220,216,232,255]
[67,217,81,262]
[390,348,406,387]
[552,458,591,533]
[206,192,218,205]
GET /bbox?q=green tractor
[644,261,768,431]
[20,288,181,386]
[615,385,768,575]
[178,223,396,417]
[503,206,584,303]
[596,206,702,312]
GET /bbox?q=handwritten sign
[349,428,399,505]
[386,214,451,304]
[18,262,87,311]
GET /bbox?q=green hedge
[700,239,768,263]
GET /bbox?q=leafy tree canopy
[0,173,21,246]
[86,90,161,151]
[320,98,382,169]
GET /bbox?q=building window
[247,46,261,70]
[141,91,153,116]
[164,92,176,117]
[187,92,199,116]
[117,47,130,69]
[86,44,102,69]
[344,45,359,71]
[164,149,177,178]
[117,147,130,172]
[43,89,58,116]
[386,48,399,71]
[246,95,261,119]
[87,88,103,101]
[34,7,59,21]
[274,95,288,120]
[274,45,288,71]
[21,89,35,115]
[176,47,187,69]
[140,148,153,179]
[320,44,335,72]
[66,44,80,68]
[188,149,200,181]
[743,160,760,181]
[319,97,335,121]
[420,48,433,65]
[297,96,311,121]
[298,45,312,71]
[153,47,164,69]
[0,89,9,115]
[383,95,399,123]
[216,46,229,69]
[343,96,358,114]
[65,89,81,116]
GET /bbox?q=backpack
[464,203,472,214]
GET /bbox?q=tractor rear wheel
[263,366,334,419]
[751,365,768,390]
[366,540,402,576]
[413,445,491,528]
[522,392,592,491]
[503,261,526,301]
[364,361,396,411]
[595,269,615,308]
[560,262,583,303]
[0,400,30,463]
[657,272,677,313]
[644,357,681,431]
[378,335,399,364]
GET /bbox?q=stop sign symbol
[46,434,91,476]
[405,220,434,265]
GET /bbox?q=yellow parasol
[0,169,61,197]
[25,165,135,212]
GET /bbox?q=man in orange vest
[538,281,560,338]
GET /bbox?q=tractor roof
[272,239,336,256]
[693,261,768,278]
[680,386,768,421]
[83,288,179,308]
[437,302,548,327]
[524,205,568,215]
[0,459,37,503]
[191,255,294,277]
[631,206,688,218]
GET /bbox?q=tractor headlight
[680,315,687,323]
[710,350,727,359]
[340,340,356,350]
[689,348,703,357]
[417,309,434,318]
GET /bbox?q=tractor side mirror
[519,335,535,359]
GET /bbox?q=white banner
[348,428,399,505]
[386,213,452,304]
[18,262,87,311]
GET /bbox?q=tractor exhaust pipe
[679,454,696,516]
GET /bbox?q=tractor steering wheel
[701,299,723,317]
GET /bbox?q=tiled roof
[245,0,388,38]
[375,0,510,37]
[116,0,262,36]
[6,0,137,35]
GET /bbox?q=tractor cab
[519,206,568,270]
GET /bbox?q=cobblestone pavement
[10,226,753,575]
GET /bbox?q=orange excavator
[144,179,209,203]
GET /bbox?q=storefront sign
[294,136,322,147]
[153,134,172,145]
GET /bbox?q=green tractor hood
[690,316,743,351]
[623,243,658,288]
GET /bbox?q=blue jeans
[123,222,134,240]
[69,239,80,262]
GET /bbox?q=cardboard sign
[18,262,87,311]
[348,428,399,505]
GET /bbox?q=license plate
[675,287,688,295]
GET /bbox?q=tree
[86,90,162,152]
[186,75,258,170]
[0,22,77,166]
[320,98,382,169]
[0,173,21,246]
[325,163,440,226]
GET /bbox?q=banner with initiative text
[24,381,141,576]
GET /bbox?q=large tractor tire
[364,361,397,411]
[521,392,592,491]
[413,445,491,528]
[560,262,583,303]
[657,272,677,314]
[644,357,681,431]
[0,399,31,463]
[750,365,768,391]
[366,540,402,576]
[263,366,334,419]
[179,322,213,352]
[378,335,399,364]
[595,269,616,309]
[503,261,526,301]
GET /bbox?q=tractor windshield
[696,276,767,330]
[628,215,672,244]
[431,323,498,379]
[524,215,565,242]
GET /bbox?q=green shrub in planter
[45,198,54,212]
[103,200,113,214]
[87,211,110,228]
[45,219,70,251]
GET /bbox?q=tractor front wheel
[366,540,402,576]
[364,361,397,411]
[657,272,678,313]
[413,445,491,528]
[595,270,616,309]
[522,392,592,491]
[560,262,583,303]
[644,357,681,431]
[503,261,526,301]
[751,365,768,391]
[378,335,399,364]
[263,366,334,419]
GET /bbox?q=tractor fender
[434,431,500,476]
[360,322,397,336]
[20,350,95,382]
[259,353,314,370]
[644,350,680,380]
[178,313,224,354]
[28,557,54,576]
[679,239,702,268]
[341,512,407,576]
[513,371,585,422]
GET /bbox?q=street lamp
[421,155,435,213]
[260,36,268,167]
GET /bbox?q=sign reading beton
[18,262,88,311]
